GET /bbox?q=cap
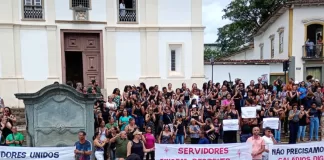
[192,104,197,108]
[133,130,142,135]
[315,79,319,82]
[177,114,182,118]
[294,81,299,84]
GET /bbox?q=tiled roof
[204,59,288,65]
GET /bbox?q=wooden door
[83,52,100,86]
[82,34,101,86]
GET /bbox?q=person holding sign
[223,104,239,143]
[262,127,277,160]
[246,127,265,160]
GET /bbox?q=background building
[204,1,324,85]
[0,0,205,107]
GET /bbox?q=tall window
[71,0,90,8]
[171,50,176,71]
[23,0,43,19]
[279,32,284,53]
[260,45,264,60]
[118,0,137,23]
[271,38,274,58]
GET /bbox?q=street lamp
[210,55,215,83]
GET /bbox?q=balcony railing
[119,9,136,22]
[302,44,324,59]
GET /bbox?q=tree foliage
[215,0,286,56]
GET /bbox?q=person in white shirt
[119,0,126,17]
[262,127,277,160]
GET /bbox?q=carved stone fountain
[15,84,97,147]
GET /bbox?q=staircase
[11,108,27,146]
[9,108,322,145]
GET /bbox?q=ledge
[55,20,107,24]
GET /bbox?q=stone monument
[15,84,97,147]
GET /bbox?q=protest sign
[0,146,74,160]
[269,142,324,160]
[241,107,257,118]
[263,117,279,129]
[223,119,239,131]
[156,143,252,160]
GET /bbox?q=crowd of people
[72,75,324,160]
[1,75,324,160]
[0,106,25,147]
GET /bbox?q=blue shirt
[298,87,307,99]
[75,140,92,160]
[198,137,209,144]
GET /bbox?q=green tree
[204,46,221,60]
[216,0,286,55]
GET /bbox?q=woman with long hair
[93,131,108,160]
[158,125,173,144]
[308,102,322,141]
[195,118,215,144]
[142,127,155,160]
[127,130,154,160]
[119,109,132,131]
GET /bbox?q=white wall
[254,10,289,60]
[158,0,191,25]
[55,0,106,21]
[115,32,141,81]
[20,30,49,81]
[204,64,283,84]
[55,0,72,21]
[89,0,107,21]
[158,32,192,79]
[223,49,256,60]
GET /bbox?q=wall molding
[269,34,275,40]
[277,26,284,33]
[259,43,264,47]
[0,23,205,31]
[302,18,324,25]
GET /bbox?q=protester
[246,127,265,160]
[5,126,24,147]
[262,127,277,160]
[74,131,92,160]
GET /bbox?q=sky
[202,0,232,43]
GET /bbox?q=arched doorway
[306,24,323,57]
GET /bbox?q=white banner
[269,142,324,160]
[0,146,74,160]
[223,119,239,131]
[263,117,279,129]
[156,143,252,160]
[241,107,256,118]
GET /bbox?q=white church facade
[0,0,205,107]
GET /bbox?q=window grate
[72,0,90,8]
[171,50,176,71]
[23,0,43,19]
[118,0,137,22]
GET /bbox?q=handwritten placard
[263,117,279,129]
[241,107,257,118]
[223,119,239,131]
